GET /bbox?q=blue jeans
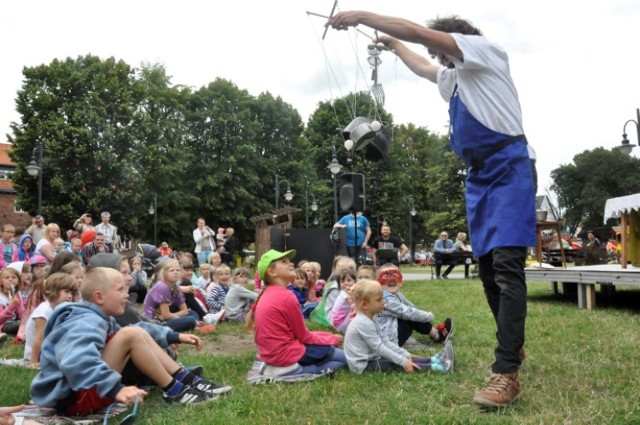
[197,250,213,267]
[164,310,198,332]
[298,344,347,373]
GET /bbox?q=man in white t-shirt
[327,12,536,408]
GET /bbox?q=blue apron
[449,91,536,257]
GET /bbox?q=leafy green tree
[550,147,640,229]
[9,55,145,235]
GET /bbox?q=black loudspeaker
[338,173,365,212]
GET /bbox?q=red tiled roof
[0,144,15,167]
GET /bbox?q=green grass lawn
[2,278,640,424]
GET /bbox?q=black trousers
[435,262,455,277]
[397,318,433,347]
[478,247,527,373]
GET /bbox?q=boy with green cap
[246,249,347,384]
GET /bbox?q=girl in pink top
[0,268,24,334]
[246,249,346,383]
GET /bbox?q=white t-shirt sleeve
[24,301,53,361]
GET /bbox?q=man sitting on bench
[434,231,456,279]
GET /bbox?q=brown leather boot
[473,372,521,408]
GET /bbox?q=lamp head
[328,157,342,175]
[617,133,635,156]
[284,189,293,202]
[26,159,39,177]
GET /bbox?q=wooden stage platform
[525,264,640,310]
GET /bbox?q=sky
[1,0,640,196]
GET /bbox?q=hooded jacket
[16,234,34,262]
[30,301,178,407]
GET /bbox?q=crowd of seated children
[375,263,453,347]
[344,279,454,374]
[246,249,347,383]
[287,268,318,319]
[30,267,231,414]
[223,267,257,323]
[24,273,79,367]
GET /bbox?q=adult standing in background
[73,213,94,234]
[328,11,536,407]
[25,215,46,245]
[219,227,236,266]
[193,218,215,267]
[95,211,118,253]
[333,212,371,266]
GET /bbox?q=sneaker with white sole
[190,376,233,395]
[438,340,455,372]
[204,310,225,325]
[246,360,334,384]
[0,333,7,348]
[162,385,219,404]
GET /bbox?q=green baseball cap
[257,249,296,281]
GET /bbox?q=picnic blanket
[13,404,129,425]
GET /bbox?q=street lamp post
[148,193,157,246]
[275,175,293,211]
[305,191,318,229]
[25,144,43,216]
[327,146,342,222]
[617,107,640,155]
[408,197,417,264]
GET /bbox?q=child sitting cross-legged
[30,267,232,416]
[376,263,453,347]
[246,249,347,384]
[24,273,79,368]
[344,279,454,373]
